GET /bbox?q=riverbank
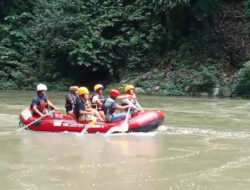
[109,61,250,98]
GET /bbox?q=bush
[232,61,250,97]
[189,66,218,94]
[161,82,185,96]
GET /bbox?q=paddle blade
[106,121,129,135]
[119,122,129,132]
[79,117,97,135]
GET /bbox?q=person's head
[77,87,89,100]
[69,86,79,94]
[37,84,47,96]
[94,84,104,95]
[109,89,120,100]
[125,85,135,95]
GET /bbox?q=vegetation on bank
[0,0,250,97]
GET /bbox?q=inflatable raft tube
[19,108,164,133]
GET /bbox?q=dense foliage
[0,0,250,97]
[0,0,191,89]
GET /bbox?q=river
[0,90,250,190]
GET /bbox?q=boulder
[135,87,145,94]
[185,86,191,91]
[200,92,209,96]
[154,86,160,91]
[213,87,220,96]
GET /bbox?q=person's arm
[114,104,131,110]
[47,100,58,110]
[95,99,102,107]
[79,109,92,115]
[135,100,143,110]
[32,106,45,117]
[122,99,139,110]
[116,94,132,100]
[132,94,143,110]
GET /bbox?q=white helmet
[37,84,47,91]
[69,86,79,92]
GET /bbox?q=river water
[0,90,250,190]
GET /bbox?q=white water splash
[158,125,250,139]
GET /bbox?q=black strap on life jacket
[102,99,108,115]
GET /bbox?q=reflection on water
[0,90,250,190]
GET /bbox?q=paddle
[106,107,131,135]
[79,117,97,135]
[19,110,55,131]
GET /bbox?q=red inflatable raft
[19,109,164,133]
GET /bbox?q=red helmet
[109,89,120,97]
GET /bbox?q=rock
[141,72,152,80]
[213,87,220,96]
[120,79,127,83]
[185,86,191,91]
[200,92,209,96]
[153,68,158,73]
[219,86,232,97]
[135,87,145,94]
[154,86,160,91]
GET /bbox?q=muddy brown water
[0,90,250,190]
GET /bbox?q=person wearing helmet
[91,84,105,120]
[122,85,142,116]
[91,84,105,109]
[74,87,104,121]
[65,86,79,114]
[103,89,132,122]
[30,83,58,117]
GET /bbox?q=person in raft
[91,84,105,120]
[74,87,104,121]
[65,86,78,114]
[30,83,58,117]
[103,89,133,122]
[122,85,143,116]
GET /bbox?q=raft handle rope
[19,110,55,131]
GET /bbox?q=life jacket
[38,100,46,111]
[103,98,116,116]
[91,93,105,110]
[30,94,48,113]
[73,96,86,120]
[65,93,77,112]
[102,99,107,114]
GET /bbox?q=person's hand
[53,106,59,111]
[128,104,134,109]
[40,113,45,118]
[128,94,133,99]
